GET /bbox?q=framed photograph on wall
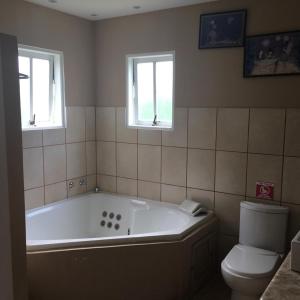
[199,9,247,49]
[244,31,300,77]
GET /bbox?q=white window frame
[18,45,66,131]
[126,51,175,130]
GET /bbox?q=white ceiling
[24,0,218,21]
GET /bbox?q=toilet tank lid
[241,201,289,214]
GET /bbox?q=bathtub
[26,192,218,300]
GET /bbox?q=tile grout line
[213,108,219,209]
[64,126,68,198]
[115,108,118,193]
[185,109,189,200]
[42,130,46,205]
[244,108,251,201]
[84,108,88,193]
[280,109,287,206]
[136,127,139,198]
[160,129,163,202]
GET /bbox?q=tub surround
[26,192,218,300]
[96,106,300,258]
[23,106,97,210]
[262,252,300,299]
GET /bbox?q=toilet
[221,201,289,300]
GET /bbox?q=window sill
[127,124,173,131]
[22,125,65,132]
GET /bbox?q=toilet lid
[223,244,280,278]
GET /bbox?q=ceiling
[24,0,218,21]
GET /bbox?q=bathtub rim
[26,192,215,252]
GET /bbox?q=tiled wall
[96,107,300,256]
[23,107,97,210]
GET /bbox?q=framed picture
[199,9,247,49]
[244,31,300,77]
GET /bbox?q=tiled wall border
[96,106,300,253]
[23,106,97,210]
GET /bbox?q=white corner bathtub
[26,192,214,251]
[26,192,218,300]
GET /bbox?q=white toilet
[221,201,289,300]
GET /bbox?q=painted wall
[0,0,95,106]
[95,0,300,107]
[0,33,27,300]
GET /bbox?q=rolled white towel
[179,199,207,216]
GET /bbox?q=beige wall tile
[187,188,214,210]
[24,187,44,210]
[138,181,161,201]
[282,157,300,205]
[246,154,282,201]
[66,107,86,143]
[162,147,187,187]
[45,181,67,204]
[188,108,216,149]
[23,147,44,190]
[116,107,137,143]
[138,129,161,145]
[44,145,66,185]
[117,177,137,197]
[248,108,285,155]
[97,175,116,193]
[86,141,96,175]
[161,184,186,204]
[217,108,249,152]
[85,106,96,141]
[66,143,86,179]
[215,151,247,195]
[43,129,65,146]
[215,192,244,236]
[97,141,116,176]
[162,108,187,147]
[282,203,300,242]
[117,143,137,179]
[187,149,215,190]
[138,145,161,183]
[96,107,115,141]
[22,130,43,148]
[67,177,87,197]
[87,175,97,192]
[285,109,300,156]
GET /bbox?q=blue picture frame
[199,10,247,49]
[244,31,300,77]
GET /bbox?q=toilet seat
[223,244,280,279]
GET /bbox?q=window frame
[18,45,66,131]
[126,51,175,130]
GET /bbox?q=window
[18,45,65,130]
[127,51,175,130]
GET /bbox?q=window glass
[18,46,65,130]
[137,62,154,122]
[32,58,50,122]
[18,56,30,128]
[156,61,173,123]
[127,52,174,129]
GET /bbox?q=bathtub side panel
[27,242,184,300]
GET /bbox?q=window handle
[152,114,157,126]
[29,114,36,126]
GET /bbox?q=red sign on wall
[256,182,274,200]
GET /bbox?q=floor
[193,275,231,300]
